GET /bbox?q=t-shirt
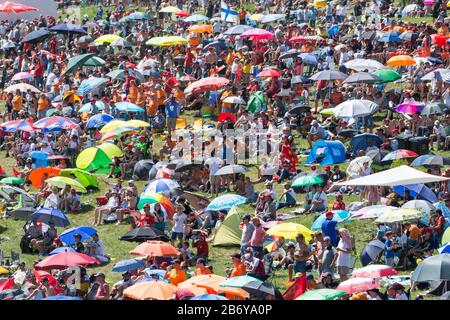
[166,268,187,286]
[385,239,395,259]
[241,223,255,245]
[165,101,180,118]
[408,225,420,240]
[322,220,338,245]
[336,239,352,268]
[312,191,328,208]
[12,95,22,111]
[231,262,246,277]
[172,213,187,233]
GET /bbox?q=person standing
[334,228,354,282]
[384,231,397,267]
[171,205,187,246]
[240,214,255,254]
[165,95,180,136]
[249,217,266,259]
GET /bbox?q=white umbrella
[5,83,41,93]
[214,165,249,176]
[402,4,418,17]
[402,200,435,214]
[346,156,373,177]
[344,59,386,72]
[223,96,246,104]
[352,205,399,220]
[333,100,378,118]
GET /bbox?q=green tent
[212,206,246,247]
[75,143,123,174]
[59,168,100,188]
[246,91,265,113]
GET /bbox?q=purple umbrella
[395,101,425,115]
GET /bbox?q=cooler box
[409,136,429,156]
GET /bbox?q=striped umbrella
[33,116,78,132]
[395,101,425,115]
[11,72,33,81]
[137,193,174,217]
[1,120,34,133]
[381,149,418,162]
[144,179,180,194]
[100,126,137,142]
[205,194,247,211]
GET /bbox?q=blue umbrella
[27,151,49,168]
[184,14,209,23]
[49,24,86,34]
[21,28,50,43]
[128,12,148,20]
[439,243,450,254]
[50,247,77,255]
[31,208,70,227]
[202,40,227,52]
[79,101,106,114]
[106,69,126,80]
[299,53,318,65]
[86,113,114,129]
[206,194,246,211]
[434,201,450,221]
[143,269,168,281]
[327,24,340,37]
[112,259,145,272]
[115,102,145,113]
[379,31,401,43]
[191,294,228,300]
[42,295,82,300]
[59,226,97,244]
[411,154,449,166]
[76,78,108,96]
[393,184,438,203]
[311,210,351,231]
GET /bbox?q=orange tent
[129,241,179,257]
[123,281,177,300]
[386,55,416,67]
[188,24,213,34]
[28,167,61,189]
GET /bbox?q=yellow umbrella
[46,176,87,193]
[249,14,263,22]
[146,36,188,46]
[94,34,124,44]
[159,6,182,13]
[126,120,151,128]
[0,266,9,275]
[266,222,314,241]
[386,55,416,67]
[188,24,213,34]
[320,108,334,115]
[99,120,127,133]
[313,0,327,8]
[375,209,425,223]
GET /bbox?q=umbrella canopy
[443,228,450,246]
[292,175,324,187]
[49,23,86,34]
[101,126,137,142]
[83,56,106,67]
[31,208,70,227]
[120,227,169,242]
[395,101,425,114]
[337,277,380,294]
[258,68,281,78]
[342,72,382,84]
[372,69,401,83]
[112,259,145,272]
[411,254,450,282]
[11,71,33,81]
[439,243,450,254]
[184,14,209,22]
[49,247,77,255]
[260,13,285,23]
[333,100,378,118]
[311,210,351,231]
[379,30,401,43]
[63,53,94,74]
[35,252,99,270]
[381,149,418,162]
[1,120,34,133]
[99,120,127,133]
[240,28,274,40]
[309,70,347,81]
[411,154,450,167]
[0,177,23,185]
[386,55,416,67]
[146,36,188,46]
[159,6,181,13]
[375,208,426,223]
[130,240,179,257]
[144,179,180,194]
[76,77,108,96]
[59,226,97,245]
[4,83,41,93]
[184,77,230,94]
[115,102,145,113]
[0,2,38,13]
[43,295,81,300]
[241,281,275,297]
[28,167,61,188]
[223,96,246,105]
[296,289,346,300]
[124,281,178,300]
[266,222,314,241]
[224,24,253,35]
[46,176,87,193]
[402,200,435,214]
[94,34,124,44]
[137,193,174,216]
[188,24,213,33]
[352,205,399,220]
[86,113,114,129]
[59,168,99,188]
[394,184,439,204]
[344,59,385,72]
[421,68,450,82]
[111,39,133,48]
[21,28,50,43]
[399,31,419,41]
[191,294,228,300]
[219,275,262,288]
[421,102,448,116]
[33,116,78,132]
[214,165,249,176]
[205,194,246,211]
[352,265,398,278]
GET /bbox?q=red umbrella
[431,34,450,47]
[218,112,236,123]
[258,68,281,78]
[337,277,380,294]
[33,270,64,294]
[35,252,100,270]
[0,278,14,291]
[351,265,398,279]
[179,74,196,82]
[0,2,38,13]
[240,28,274,40]
[175,11,190,17]
[184,76,230,94]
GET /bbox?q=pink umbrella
[352,265,398,279]
[240,28,274,40]
[337,277,380,294]
[11,72,33,81]
[424,0,434,4]
[395,101,425,114]
[35,252,100,270]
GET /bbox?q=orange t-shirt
[128,86,138,103]
[12,95,22,111]
[408,225,421,240]
[230,263,246,278]
[165,268,187,286]
[146,96,158,116]
[37,97,49,111]
[195,267,212,276]
[155,89,166,107]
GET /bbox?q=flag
[12,168,20,177]
[282,274,309,300]
[0,166,5,175]
[221,1,239,24]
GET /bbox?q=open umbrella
[191,294,228,300]
[63,53,94,74]
[120,227,169,242]
[33,116,78,132]
[112,259,145,273]
[224,24,253,35]
[94,34,124,44]
[49,24,86,34]
[101,126,137,142]
[130,240,179,257]
[184,14,209,22]
[266,222,314,241]
[260,13,285,23]
[296,289,346,300]
[344,59,385,72]
[381,149,418,162]
[83,56,106,67]
[393,184,438,204]
[115,102,145,113]
[31,208,70,227]
[49,247,77,255]
[241,281,275,297]
[411,254,450,282]
[311,210,351,231]
[421,68,450,82]
[28,167,61,188]
[1,120,34,133]
[352,265,398,278]
[342,72,382,84]
[337,277,380,294]
[402,200,435,214]
[395,101,425,114]
[146,36,188,46]
[399,31,419,42]
[373,69,401,83]
[124,281,177,300]
[137,193,173,215]
[21,29,50,43]
[352,205,399,220]
[214,165,249,176]
[144,179,180,194]
[43,295,81,300]
[223,96,246,105]
[421,102,448,116]
[379,30,401,43]
[4,83,41,93]
[159,6,181,13]
[411,154,450,166]
[86,113,114,129]
[375,208,426,223]
[59,168,99,189]
[205,194,246,211]
[309,70,347,81]
[333,100,378,118]
[386,55,416,67]
[240,28,274,40]
[219,275,262,288]
[76,77,108,96]
[0,177,22,185]
[0,2,38,13]
[59,226,97,245]
[184,77,230,94]
[11,72,33,81]
[292,175,323,187]
[46,176,87,193]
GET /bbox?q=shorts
[315,89,327,100]
[167,117,177,130]
[171,231,183,240]
[294,260,307,274]
[337,266,350,276]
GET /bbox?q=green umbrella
[46,108,57,117]
[0,177,24,185]
[421,102,448,116]
[373,69,401,83]
[292,175,324,187]
[295,289,346,300]
[59,168,99,188]
[83,56,106,67]
[64,53,95,74]
[247,91,265,113]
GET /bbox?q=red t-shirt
[139,214,156,227]
[193,239,209,258]
[332,201,346,210]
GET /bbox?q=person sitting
[30,221,57,256]
[307,120,326,149]
[276,183,297,209]
[195,258,212,275]
[65,188,81,213]
[110,271,135,300]
[306,185,327,213]
[72,234,85,253]
[331,193,346,210]
[137,204,157,228]
[115,188,137,226]
[93,190,120,227]
[243,248,268,281]
[86,233,109,264]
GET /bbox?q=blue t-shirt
[165,101,180,118]
[321,219,338,245]
[385,239,395,258]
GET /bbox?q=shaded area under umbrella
[120,227,170,242]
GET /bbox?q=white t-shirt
[204,157,224,176]
[172,213,187,233]
[312,191,328,208]
[336,239,352,267]
[44,193,60,209]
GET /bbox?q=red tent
[0,2,38,13]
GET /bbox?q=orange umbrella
[28,167,61,188]
[178,274,225,289]
[189,275,249,299]
[123,281,177,300]
[386,55,416,67]
[129,240,179,257]
[188,24,213,33]
[177,283,208,296]
[218,287,249,300]
[382,26,406,33]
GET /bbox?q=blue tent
[305,140,346,165]
[393,184,438,203]
[350,133,383,157]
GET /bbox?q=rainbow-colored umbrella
[101,126,137,142]
[381,149,418,162]
[137,193,174,217]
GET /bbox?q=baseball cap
[242,214,251,221]
[325,211,334,217]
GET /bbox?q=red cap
[324,165,331,170]
[386,231,393,236]
[325,211,334,217]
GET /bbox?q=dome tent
[212,206,246,247]
[305,140,346,165]
[76,143,123,174]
